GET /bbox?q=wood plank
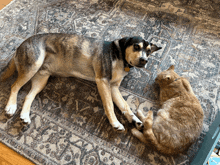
[0,142,34,165]
[0,0,13,10]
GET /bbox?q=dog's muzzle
[136,57,148,68]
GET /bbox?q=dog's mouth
[129,61,146,68]
[135,61,147,68]
[129,58,148,68]
[135,64,146,68]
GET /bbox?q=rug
[0,0,219,164]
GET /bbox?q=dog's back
[1,33,102,82]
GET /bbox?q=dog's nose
[139,58,148,65]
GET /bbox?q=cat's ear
[168,65,175,70]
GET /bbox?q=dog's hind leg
[20,72,50,124]
[5,72,37,116]
[5,44,46,116]
[111,80,143,130]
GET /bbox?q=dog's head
[118,36,162,68]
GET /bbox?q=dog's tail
[0,57,16,82]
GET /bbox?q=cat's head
[155,65,180,87]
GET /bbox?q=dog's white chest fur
[110,60,128,83]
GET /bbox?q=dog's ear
[150,43,162,53]
[118,37,131,48]
[118,37,132,57]
[168,65,175,70]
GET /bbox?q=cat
[131,65,204,155]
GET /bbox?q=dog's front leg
[95,78,125,131]
[111,80,143,130]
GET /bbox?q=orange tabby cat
[131,65,204,155]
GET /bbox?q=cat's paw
[5,104,17,116]
[146,110,153,118]
[131,128,148,143]
[131,128,139,135]
[136,110,146,122]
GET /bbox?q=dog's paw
[5,104,17,116]
[134,121,143,130]
[132,115,143,130]
[112,121,125,132]
[20,112,31,124]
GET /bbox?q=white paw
[5,104,17,116]
[112,121,125,132]
[123,112,143,130]
[132,115,143,130]
[20,112,31,124]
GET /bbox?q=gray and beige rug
[0,0,220,164]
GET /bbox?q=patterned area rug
[0,0,220,164]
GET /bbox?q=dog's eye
[134,44,140,51]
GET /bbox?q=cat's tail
[0,57,16,82]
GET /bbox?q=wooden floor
[0,143,34,165]
[0,0,13,10]
[0,2,34,165]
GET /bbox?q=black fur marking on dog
[111,41,121,61]
[118,37,133,69]
[102,41,113,80]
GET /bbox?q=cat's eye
[166,76,171,80]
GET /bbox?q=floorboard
[0,142,34,165]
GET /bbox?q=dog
[0,33,162,131]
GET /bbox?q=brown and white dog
[0,33,161,131]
